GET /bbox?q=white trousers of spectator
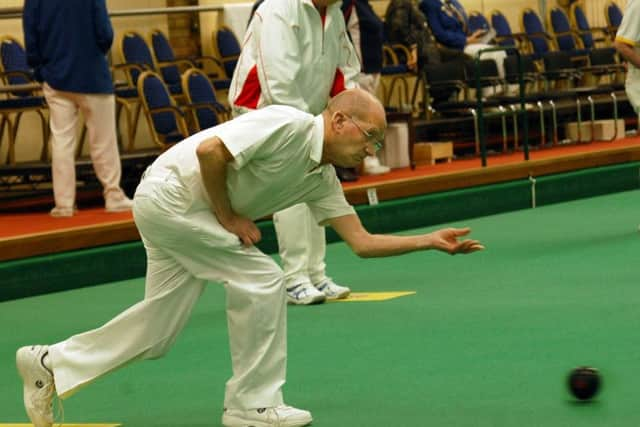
[48,174,287,410]
[463,43,507,78]
[273,203,327,288]
[43,83,123,209]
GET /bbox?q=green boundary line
[2,162,638,302]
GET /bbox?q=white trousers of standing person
[273,202,327,288]
[48,172,287,410]
[43,83,124,209]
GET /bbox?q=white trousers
[463,44,507,78]
[273,203,327,288]
[49,173,287,410]
[43,83,124,208]
[626,68,640,115]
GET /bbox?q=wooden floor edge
[343,145,640,204]
[0,221,140,262]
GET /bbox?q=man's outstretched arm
[329,213,484,258]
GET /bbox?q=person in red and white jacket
[229,0,362,307]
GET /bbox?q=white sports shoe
[50,206,76,217]
[16,345,55,427]
[315,279,351,300]
[105,191,133,212]
[286,282,326,305]
[222,405,312,427]
[362,156,390,175]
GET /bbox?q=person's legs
[77,93,132,211]
[48,195,207,398]
[43,84,80,215]
[273,203,326,305]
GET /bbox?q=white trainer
[315,279,351,300]
[286,282,326,305]
[16,345,55,427]
[222,405,312,427]
[105,192,133,212]
[362,156,390,175]
[50,206,76,217]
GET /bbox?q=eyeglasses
[344,113,384,152]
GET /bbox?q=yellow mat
[329,291,415,302]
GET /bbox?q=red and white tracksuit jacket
[228,0,361,116]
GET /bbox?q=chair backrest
[490,10,518,50]
[213,26,241,78]
[0,36,31,86]
[605,1,623,29]
[120,31,155,85]
[149,29,182,86]
[468,11,490,34]
[548,7,578,52]
[182,68,223,130]
[521,8,553,57]
[570,3,595,49]
[137,70,186,146]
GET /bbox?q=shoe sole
[222,414,312,427]
[287,294,326,305]
[325,290,350,300]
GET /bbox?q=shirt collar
[310,114,325,165]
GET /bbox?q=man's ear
[332,110,347,132]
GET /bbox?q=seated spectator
[419,0,506,78]
[385,0,469,103]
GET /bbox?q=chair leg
[470,108,480,155]
[510,105,519,150]
[499,106,508,152]
[5,117,15,164]
[537,101,545,146]
[587,95,595,143]
[37,110,49,162]
[549,100,558,146]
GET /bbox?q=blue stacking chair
[137,71,189,149]
[212,26,241,79]
[605,0,623,35]
[119,31,184,99]
[150,29,230,92]
[468,11,490,34]
[521,8,555,60]
[0,36,48,164]
[490,10,526,54]
[547,7,589,64]
[181,68,229,131]
[569,2,611,49]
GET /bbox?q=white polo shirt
[615,0,640,111]
[144,105,355,224]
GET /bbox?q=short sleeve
[616,1,640,45]
[306,167,356,225]
[213,107,307,169]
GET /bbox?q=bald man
[16,89,483,427]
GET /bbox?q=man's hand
[466,29,485,45]
[219,214,262,247]
[428,227,484,255]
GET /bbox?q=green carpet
[1,190,639,426]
